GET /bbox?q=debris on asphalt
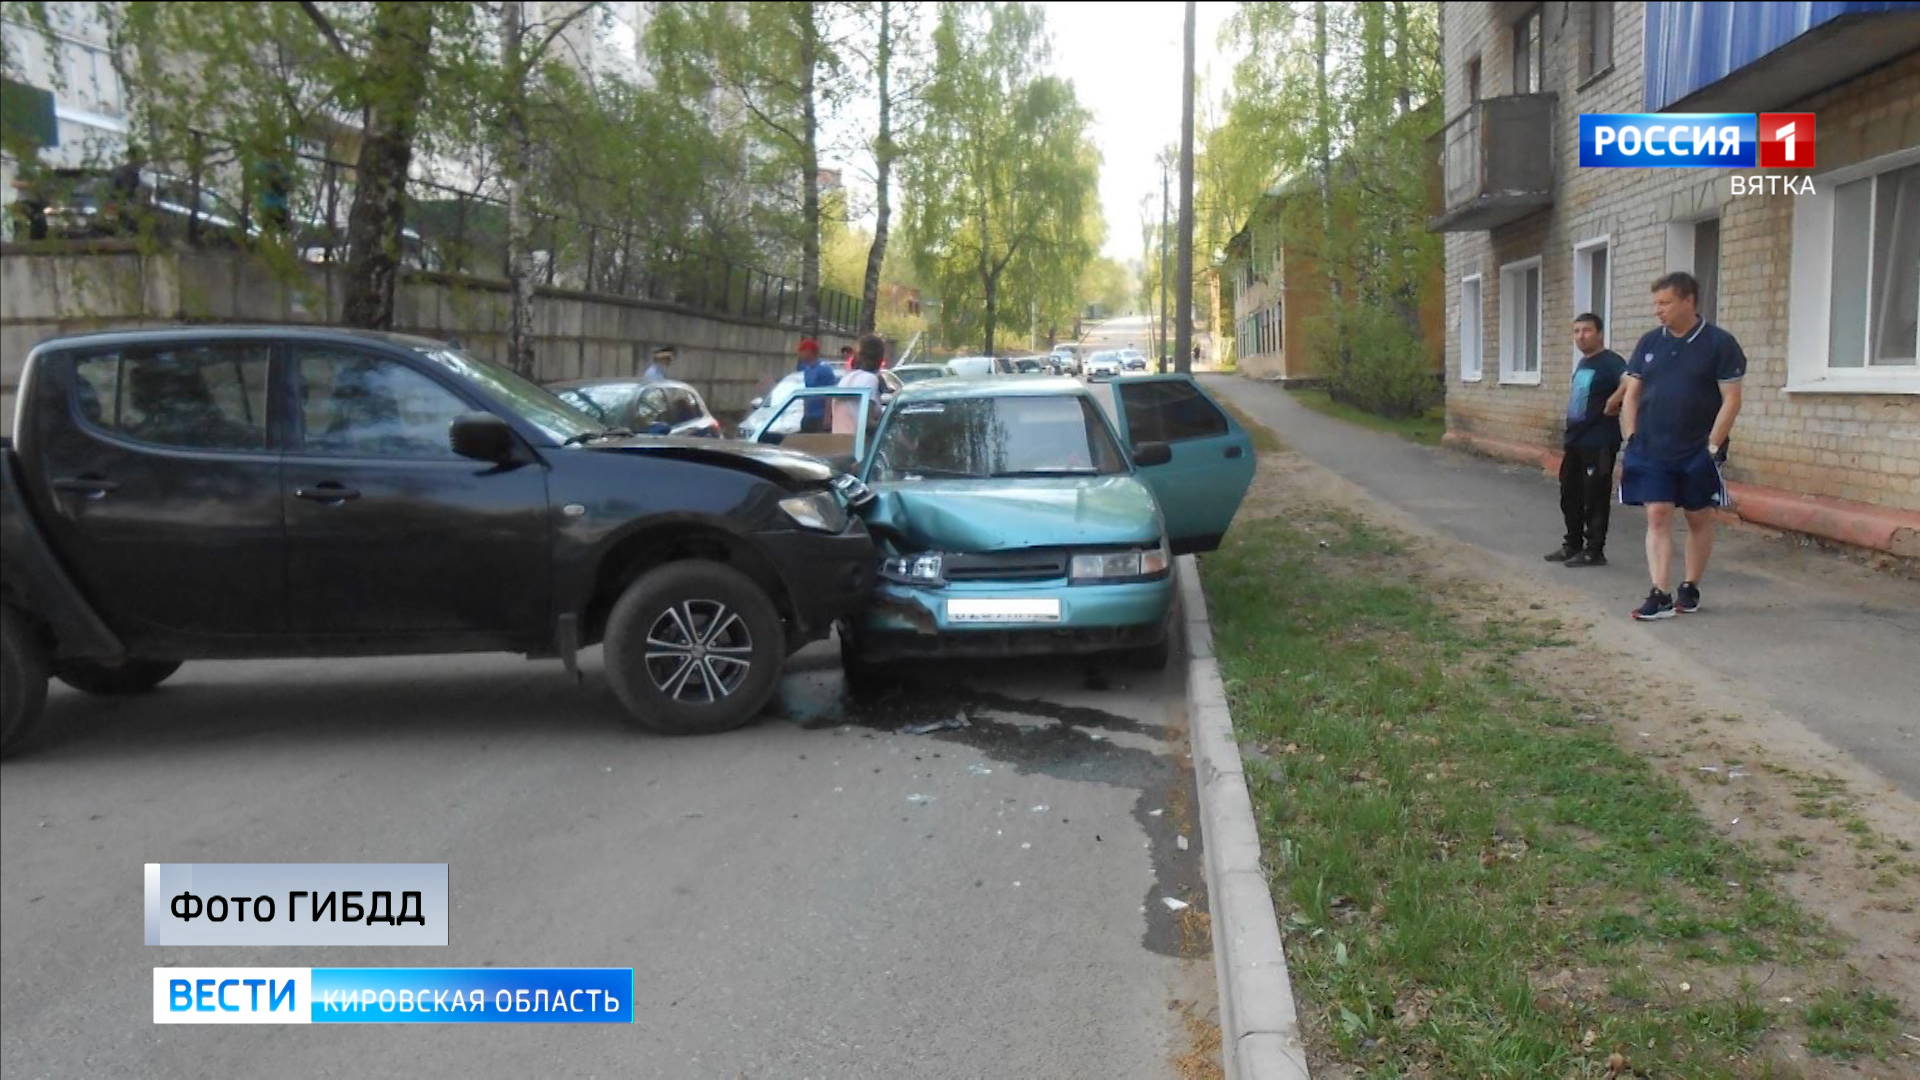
[1162,897,1189,912]
[968,764,993,776]
[1021,843,1032,850]
[901,715,969,736]
[1031,804,1049,813]
[1148,809,1164,817]
[1176,835,1189,851]
[682,812,703,819]
[1087,732,1107,741]
[907,794,933,805]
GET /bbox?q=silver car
[549,378,723,438]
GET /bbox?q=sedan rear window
[869,394,1127,481]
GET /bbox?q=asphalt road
[0,639,1210,1078]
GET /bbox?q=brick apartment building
[1433,1,1920,556]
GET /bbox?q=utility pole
[1158,156,1170,374]
[1175,0,1196,375]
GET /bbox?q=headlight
[1071,539,1171,581]
[780,491,849,533]
[881,553,945,586]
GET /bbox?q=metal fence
[86,129,865,335]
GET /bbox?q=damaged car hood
[589,436,834,486]
[864,476,1161,552]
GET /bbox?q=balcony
[1645,1,1920,113]
[1427,94,1556,234]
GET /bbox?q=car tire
[53,657,182,696]
[838,625,893,694]
[2,606,50,758]
[603,561,785,736]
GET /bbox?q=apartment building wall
[1441,2,1920,521]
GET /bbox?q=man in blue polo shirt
[1619,271,1746,621]
[795,338,836,433]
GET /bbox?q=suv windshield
[418,347,599,442]
[869,393,1129,482]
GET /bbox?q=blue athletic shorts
[1618,443,1729,511]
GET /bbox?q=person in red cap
[796,338,835,432]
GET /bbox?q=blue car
[750,375,1256,673]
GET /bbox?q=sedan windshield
[869,393,1129,482]
[419,348,599,442]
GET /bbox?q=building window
[1468,57,1483,103]
[1583,2,1614,82]
[1830,164,1919,369]
[1460,275,1484,382]
[1500,257,1543,384]
[1693,219,1721,323]
[1787,149,1920,393]
[1512,7,1542,94]
[1573,238,1610,350]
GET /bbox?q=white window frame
[1459,274,1484,382]
[1499,256,1544,385]
[1572,235,1612,354]
[1787,146,1920,395]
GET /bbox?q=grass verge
[1290,386,1446,446]
[1200,509,1910,1077]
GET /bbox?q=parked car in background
[1120,349,1149,371]
[35,168,246,244]
[1010,356,1052,375]
[890,363,951,385]
[1050,345,1081,375]
[747,376,1255,676]
[548,378,723,438]
[944,356,997,378]
[1085,352,1123,380]
[0,326,880,753]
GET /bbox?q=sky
[1040,1,1237,264]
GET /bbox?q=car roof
[894,375,1090,402]
[27,324,459,354]
[548,377,702,395]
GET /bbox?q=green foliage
[1209,1,1445,418]
[899,1,1099,354]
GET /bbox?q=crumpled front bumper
[852,575,1173,660]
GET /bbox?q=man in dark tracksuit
[1546,313,1627,567]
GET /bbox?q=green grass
[1219,396,1287,454]
[1291,387,1447,446]
[1200,510,1905,1077]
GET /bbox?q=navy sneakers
[1632,588,1676,621]
[1677,581,1702,613]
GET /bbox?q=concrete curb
[1178,555,1311,1080]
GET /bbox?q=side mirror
[1133,441,1173,468]
[451,412,518,463]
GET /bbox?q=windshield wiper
[989,468,1101,478]
[561,427,633,446]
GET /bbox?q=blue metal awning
[1645,1,1920,111]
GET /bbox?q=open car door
[1107,375,1255,554]
[748,387,874,473]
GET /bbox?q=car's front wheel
[603,561,785,736]
[53,657,182,696]
[1,606,50,758]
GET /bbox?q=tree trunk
[1392,0,1412,115]
[982,272,998,357]
[1174,0,1196,375]
[341,1,433,329]
[799,5,822,336]
[502,1,538,377]
[858,0,892,334]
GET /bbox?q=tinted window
[73,344,271,452]
[870,394,1127,481]
[1117,380,1229,445]
[559,384,643,425]
[416,347,598,443]
[296,349,470,459]
[662,388,705,424]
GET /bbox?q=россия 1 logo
[1580,114,1816,169]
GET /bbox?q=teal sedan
[748,375,1255,673]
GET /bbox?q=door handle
[52,476,119,498]
[1225,446,1244,459]
[295,483,361,503]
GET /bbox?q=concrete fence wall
[1,245,856,437]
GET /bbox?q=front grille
[942,550,1069,582]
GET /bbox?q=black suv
[0,327,876,753]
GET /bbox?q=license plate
[946,598,1062,624]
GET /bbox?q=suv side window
[1118,380,1229,445]
[295,348,471,459]
[73,343,272,451]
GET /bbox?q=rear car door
[1107,375,1254,554]
[31,339,286,641]
[283,343,550,639]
